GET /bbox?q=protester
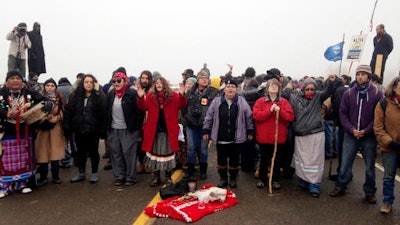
[6,23,31,78]
[374,76,400,214]
[290,75,335,197]
[182,70,218,180]
[64,74,107,183]
[370,24,393,82]
[57,77,76,168]
[35,78,65,186]
[137,76,187,187]
[253,78,294,189]
[330,65,383,204]
[27,22,46,75]
[202,79,254,188]
[0,70,53,198]
[136,70,153,174]
[106,72,142,186]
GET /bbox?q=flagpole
[369,0,379,32]
[339,33,345,76]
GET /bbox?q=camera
[17,27,26,37]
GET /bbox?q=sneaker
[256,180,265,189]
[365,195,377,204]
[310,192,320,198]
[70,173,85,183]
[380,204,392,214]
[90,173,99,184]
[21,187,32,194]
[272,181,281,190]
[330,188,345,197]
[125,180,136,186]
[114,179,124,186]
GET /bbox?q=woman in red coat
[253,78,294,189]
[137,76,187,187]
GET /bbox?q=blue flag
[324,41,344,62]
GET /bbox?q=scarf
[113,72,129,98]
[157,91,165,109]
[305,93,314,99]
[391,95,400,108]
[356,82,370,100]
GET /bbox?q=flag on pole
[324,42,344,62]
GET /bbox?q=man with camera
[6,22,32,79]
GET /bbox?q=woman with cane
[253,78,294,191]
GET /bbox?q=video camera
[16,23,27,37]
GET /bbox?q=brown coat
[374,98,400,153]
[34,97,65,163]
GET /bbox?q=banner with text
[346,34,368,62]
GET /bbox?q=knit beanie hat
[197,70,209,80]
[44,78,57,88]
[186,77,197,85]
[6,70,23,81]
[356,64,372,79]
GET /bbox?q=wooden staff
[268,111,280,194]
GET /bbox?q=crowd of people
[1,22,398,216]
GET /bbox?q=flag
[324,42,344,62]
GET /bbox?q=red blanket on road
[144,187,238,223]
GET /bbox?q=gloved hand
[388,142,400,151]
[39,120,56,130]
[41,101,54,114]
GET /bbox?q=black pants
[75,131,100,174]
[258,143,283,183]
[216,143,242,169]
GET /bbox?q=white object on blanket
[188,187,227,202]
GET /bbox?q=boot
[150,171,161,187]
[184,163,195,179]
[229,169,239,188]
[51,168,61,184]
[136,162,145,174]
[217,169,228,188]
[37,168,49,187]
[165,170,173,186]
[199,163,208,180]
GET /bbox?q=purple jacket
[339,83,383,136]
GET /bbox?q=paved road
[1,142,400,225]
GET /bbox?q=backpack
[380,98,387,116]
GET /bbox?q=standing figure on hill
[137,76,187,187]
[202,79,254,188]
[6,23,31,78]
[27,22,46,76]
[370,24,393,82]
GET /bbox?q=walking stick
[268,110,279,194]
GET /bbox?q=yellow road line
[133,169,184,225]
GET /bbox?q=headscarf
[113,72,129,98]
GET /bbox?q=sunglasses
[112,79,122,84]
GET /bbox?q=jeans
[324,120,338,158]
[381,151,398,204]
[336,132,377,195]
[186,127,208,164]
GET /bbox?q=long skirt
[291,131,325,184]
[0,134,34,194]
[145,132,176,171]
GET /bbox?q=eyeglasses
[112,79,122,84]
[305,88,315,92]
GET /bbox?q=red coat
[137,91,187,152]
[252,97,294,144]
